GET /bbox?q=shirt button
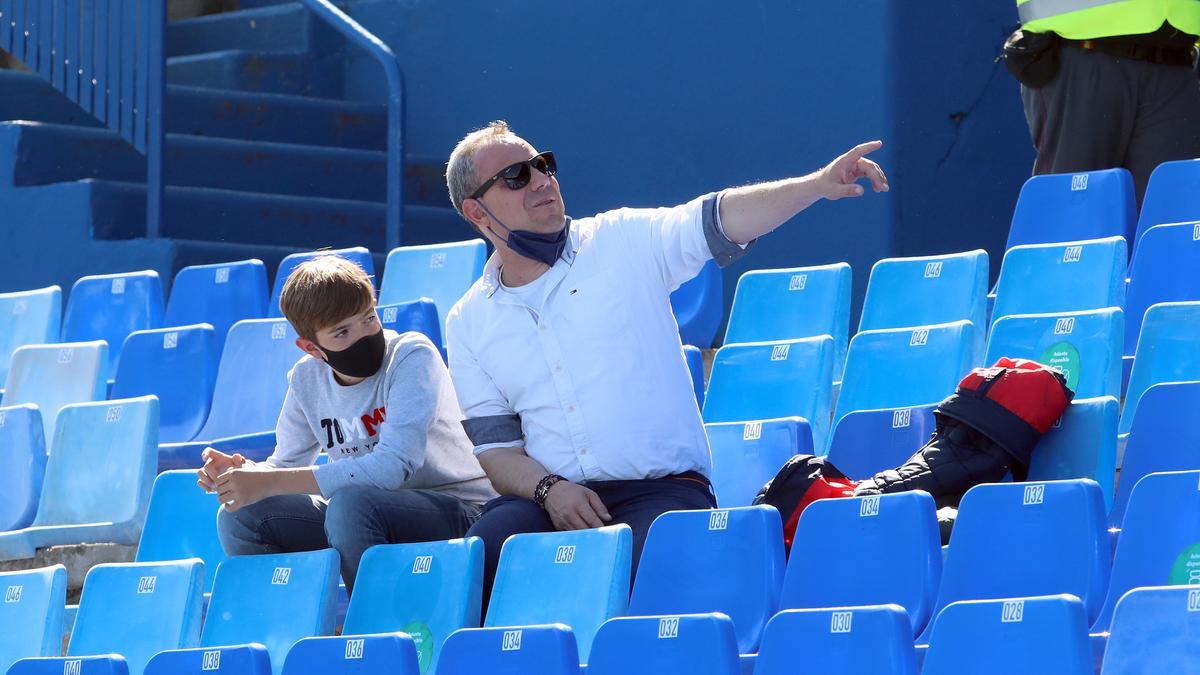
[568,405,576,412]
[555,364,563,372]
[540,324,547,331]
[580,448,588,455]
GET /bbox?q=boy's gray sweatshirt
[266,330,496,504]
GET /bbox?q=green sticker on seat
[402,621,435,673]
[1170,543,1200,585]
[1039,341,1080,391]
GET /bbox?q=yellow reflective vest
[1018,0,1200,40]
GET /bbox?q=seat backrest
[782,492,942,636]
[923,595,1092,675]
[270,248,375,318]
[144,645,270,675]
[1026,397,1119,510]
[1124,222,1200,356]
[282,634,419,675]
[858,250,988,340]
[379,240,485,341]
[1093,470,1200,632]
[0,565,67,673]
[1006,168,1136,250]
[629,506,785,654]
[165,260,269,346]
[34,396,159,537]
[835,321,976,428]
[1120,301,1200,436]
[342,538,483,673]
[436,625,580,675]
[486,525,630,662]
[587,614,740,675]
[825,404,937,480]
[69,560,205,675]
[922,479,1108,641]
[724,263,852,379]
[0,286,61,388]
[705,418,813,508]
[0,405,46,531]
[756,606,917,675]
[378,300,442,347]
[683,345,705,408]
[111,325,220,444]
[1111,381,1200,529]
[1133,159,1200,247]
[8,656,129,674]
[702,337,834,450]
[1102,585,1200,674]
[135,472,226,594]
[4,340,107,443]
[196,318,300,441]
[985,308,1123,400]
[201,549,340,675]
[992,237,1127,322]
[62,271,164,379]
[669,259,723,349]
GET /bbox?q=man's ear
[463,198,490,232]
[295,337,326,362]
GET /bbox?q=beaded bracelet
[533,474,567,509]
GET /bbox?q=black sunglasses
[469,151,557,201]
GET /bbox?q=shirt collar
[481,218,578,299]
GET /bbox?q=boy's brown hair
[278,256,376,342]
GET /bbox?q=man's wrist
[533,474,567,509]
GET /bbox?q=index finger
[579,503,605,529]
[844,140,884,163]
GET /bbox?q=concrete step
[166,3,331,58]
[167,49,344,98]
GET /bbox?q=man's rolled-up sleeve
[446,306,525,455]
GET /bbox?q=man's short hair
[278,256,376,342]
[446,120,521,216]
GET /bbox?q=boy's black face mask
[319,328,386,379]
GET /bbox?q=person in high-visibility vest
[1007,0,1200,203]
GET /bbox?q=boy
[197,256,495,592]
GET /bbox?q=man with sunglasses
[444,120,888,595]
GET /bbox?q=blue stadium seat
[835,321,976,429]
[588,613,740,675]
[1110,381,1200,530]
[0,405,46,531]
[145,645,270,675]
[3,340,107,443]
[62,271,164,380]
[1006,168,1136,250]
[1123,222,1200,358]
[135,472,226,594]
[756,606,918,675]
[1092,470,1200,632]
[159,318,300,470]
[985,308,1123,400]
[111,325,220,444]
[1101,585,1200,674]
[670,259,723,349]
[683,345,704,408]
[702,337,834,451]
[378,300,442,347]
[922,595,1092,675]
[918,479,1108,643]
[705,418,813,508]
[0,286,61,393]
[824,404,937,480]
[0,565,67,673]
[436,625,580,675]
[782,492,941,636]
[68,560,204,675]
[201,550,340,675]
[1119,301,1200,438]
[1133,158,1200,247]
[724,263,851,379]
[858,250,988,361]
[8,656,129,675]
[379,240,486,343]
[165,260,269,347]
[629,506,785,654]
[1026,397,1119,510]
[342,538,483,674]
[282,633,419,675]
[486,525,631,662]
[0,396,159,561]
[270,248,376,319]
[991,237,1127,322]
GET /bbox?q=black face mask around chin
[319,328,387,379]
[476,201,569,267]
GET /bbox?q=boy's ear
[295,337,327,362]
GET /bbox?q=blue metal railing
[298,0,407,251]
[0,0,165,237]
